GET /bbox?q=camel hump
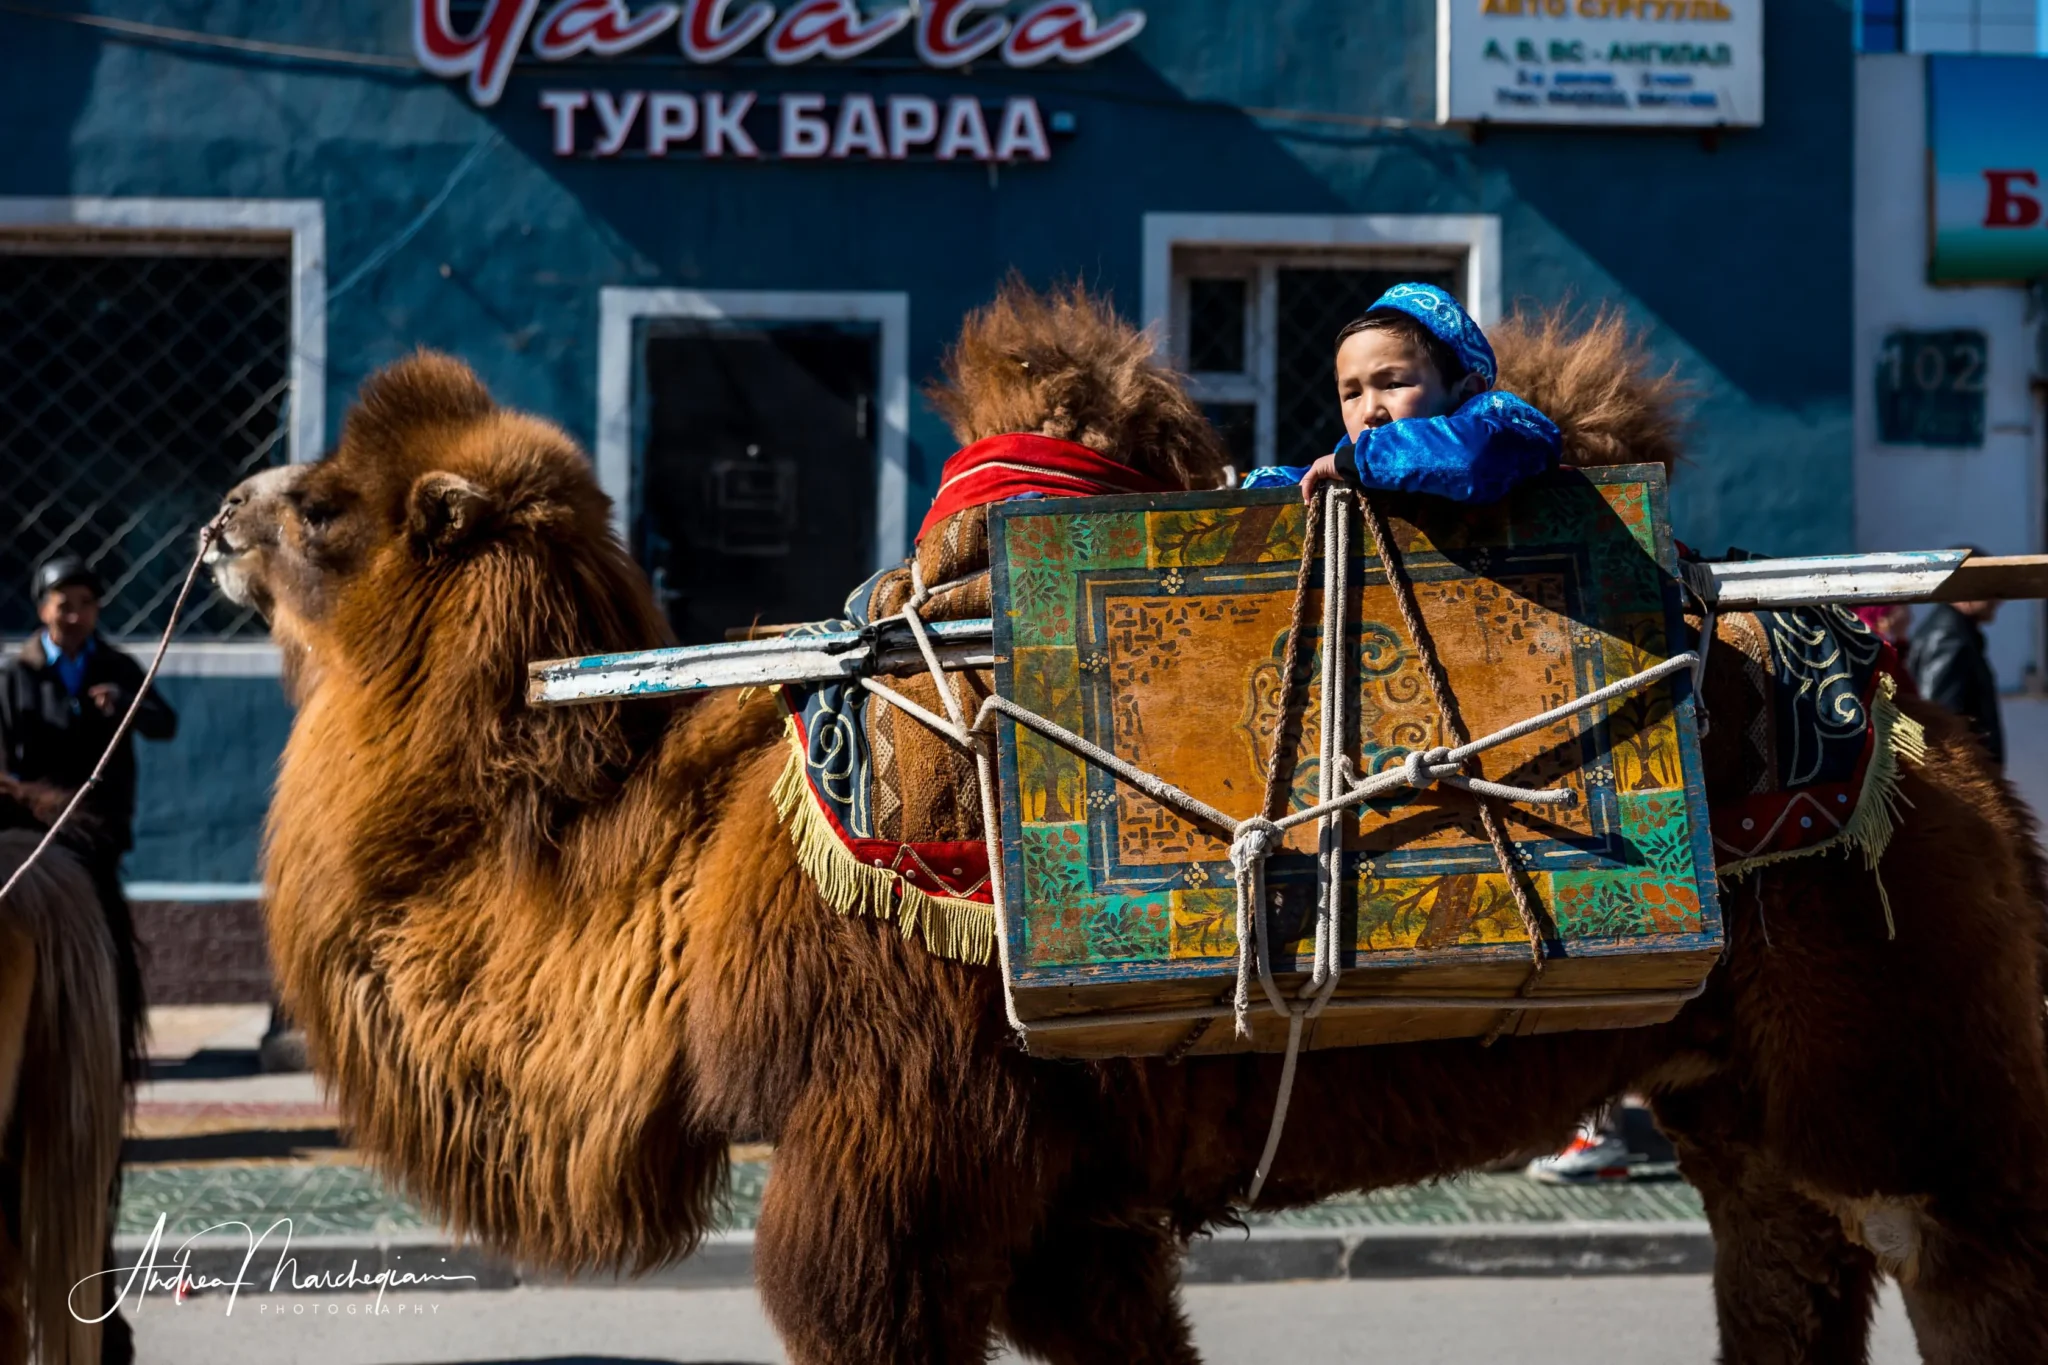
[345,347,498,457]
[1489,305,1688,475]
[926,278,1229,493]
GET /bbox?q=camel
[0,779,135,1365]
[208,285,2048,1363]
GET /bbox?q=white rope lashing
[858,486,1699,1205]
[1310,488,1350,1011]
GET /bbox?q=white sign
[1436,0,1763,127]
[538,90,1054,161]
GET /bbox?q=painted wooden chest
[987,465,1722,1058]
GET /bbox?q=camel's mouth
[203,519,252,590]
[202,526,244,566]
[204,507,281,614]
[207,464,309,610]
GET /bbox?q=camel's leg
[0,927,32,1365]
[1653,1081,1878,1365]
[0,1216,24,1365]
[98,1233,134,1365]
[753,1109,1014,1365]
[998,1215,1198,1365]
[1871,1193,2048,1363]
[1708,735,2048,1364]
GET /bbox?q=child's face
[1335,328,1476,441]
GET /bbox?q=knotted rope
[1165,492,1334,1063]
[858,487,1698,1205]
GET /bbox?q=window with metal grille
[1,237,293,640]
[1171,253,1463,472]
[1185,278,1248,374]
[1272,266,1457,467]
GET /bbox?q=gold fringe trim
[1719,673,1929,939]
[771,718,997,965]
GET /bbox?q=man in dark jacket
[1910,597,2003,767]
[0,556,178,854]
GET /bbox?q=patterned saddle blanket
[773,520,1925,965]
[772,505,1005,964]
[1702,598,1920,879]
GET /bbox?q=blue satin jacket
[1240,390,1561,504]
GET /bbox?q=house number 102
[1876,329,1986,448]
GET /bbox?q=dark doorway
[635,320,880,643]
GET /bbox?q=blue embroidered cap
[1367,283,1495,388]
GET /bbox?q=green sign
[1875,330,1986,448]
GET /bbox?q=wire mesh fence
[1,243,293,640]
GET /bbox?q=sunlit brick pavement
[125,1006,1708,1260]
[121,1159,1703,1242]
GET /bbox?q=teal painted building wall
[3,0,1855,885]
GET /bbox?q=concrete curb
[1188,1222,1715,1282]
[116,1221,1713,1295]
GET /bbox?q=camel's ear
[407,471,495,553]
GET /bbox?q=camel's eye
[287,488,343,530]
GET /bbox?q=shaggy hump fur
[1491,304,1687,475]
[927,280,1228,490]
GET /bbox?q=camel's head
[209,352,665,695]
[216,358,726,1279]
[927,280,1229,490]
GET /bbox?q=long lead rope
[1253,488,1347,1203]
[0,514,226,908]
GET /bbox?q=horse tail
[0,830,124,1365]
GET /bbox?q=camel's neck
[260,681,775,1272]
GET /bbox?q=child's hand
[1297,454,1342,502]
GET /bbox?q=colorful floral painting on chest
[988,469,1721,988]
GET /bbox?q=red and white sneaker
[1524,1128,1643,1185]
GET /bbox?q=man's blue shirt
[39,631,94,698]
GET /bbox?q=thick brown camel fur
[209,285,2048,1363]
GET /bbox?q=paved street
[126,1276,1920,1364]
[114,1006,1926,1363]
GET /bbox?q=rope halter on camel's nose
[0,510,230,911]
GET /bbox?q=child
[1241,283,1560,503]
